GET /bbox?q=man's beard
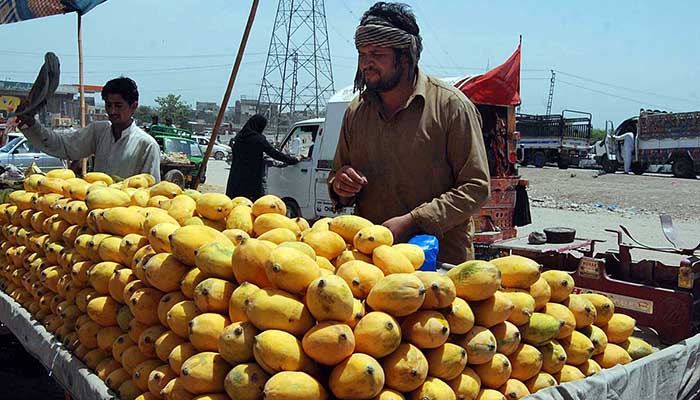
[363,62,404,93]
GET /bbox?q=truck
[147,124,206,187]
[516,110,592,169]
[592,110,700,178]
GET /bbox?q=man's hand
[332,165,367,198]
[382,213,420,243]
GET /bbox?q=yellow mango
[401,310,450,349]
[195,193,232,220]
[263,371,326,400]
[474,353,512,389]
[458,326,497,366]
[491,321,522,356]
[224,363,270,400]
[353,225,393,254]
[444,297,475,335]
[179,352,229,395]
[245,288,314,336]
[328,215,372,243]
[329,353,384,399]
[559,331,595,365]
[226,205,254,234]
[471,292,515,328]
[353,311,402,358]
[265,247,321,294]
[580,292,615,325]
[447,366,481,400]
[169,225,230,266]
[540,270,574,302]
[144,253,188,293]
[379,342,428,392]
[539,340,567,374]
[425,343,468,381]
[490,255,541,289]
[231,238,276,288]
[251,194,285,216]
[228,282,260,322]
[149,181,182,199]
[193,277,236,314]
[193,241,235,280]
[85,188,131,210]
[392,243,425,270]
[366,273,426,317]
[446,260,501,301]
[101,207,146,236]
[543,302,576,339]
[508,343,543,381]
[253,329,314,374]
[218,321,258,365]
[189,312,230,352]
[301,322,355,366]
[563,294,597,329]
[600,313,636,344]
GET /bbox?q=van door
[265,124,319,217]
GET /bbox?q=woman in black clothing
[226,114,298,200]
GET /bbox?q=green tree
[154,94,192,128]
[133,105,154,125]
[591,128,607,142]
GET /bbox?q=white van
[265,85,358,219]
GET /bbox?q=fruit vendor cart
[491,215,700,345]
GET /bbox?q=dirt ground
[519,166,700,222]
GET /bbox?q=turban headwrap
[353,18,420,93]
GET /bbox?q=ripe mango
[490,321,522,356]
[253,329,314,374]
[520,312,562,346]
[329,353,384,399]
[458,326,497,365]
[196,193,233,220]
[490,255,541,289]
[301,230,346,260]
[353,225,393,254]
[335,260,384,299]
[193,278,236,314]
[251,194,285,216]
[540,270,574,302]
[471,291,515,328]
[353,311,402,358]
[559,331,595,365]
[425,343,468,381]
[415,271,457,310]
[302,322,355,366]
[169,225,230,266]
[265,247,321,294]
[263,371,327,400]
[580,292,615,325]
[245,288,314,336]
[401,310,450,349]
[189,312,230,352]
[179,352,229,394]
[508,343,543,381]
[224,363,270,400]
[366,273,426,317]
[444,297,475,335]
[226,205,254,234]
[305,275,354,322]
[446,260,501,301]
[600,313,635,343]
[474,353,512,389]
[231,238,276,288]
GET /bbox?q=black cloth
[226,114,298,200]
[513,182,532,226]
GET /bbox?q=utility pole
[257,0,335,141]
[546,69,556,115]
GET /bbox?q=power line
[555,69,698,105]
[0,49,268,59]
[557,79,671,110]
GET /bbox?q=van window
[281,125,319,159]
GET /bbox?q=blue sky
[1,0,698,128]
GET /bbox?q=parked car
[0,136,66,171]
[192,135,231,160]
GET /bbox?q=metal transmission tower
[257,0,335,140]
[546,69,556,115]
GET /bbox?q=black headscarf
[235,114,268,140]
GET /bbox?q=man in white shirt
[612,131,635,174]
[17,77,161,181]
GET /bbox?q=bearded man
[328,2,490,263]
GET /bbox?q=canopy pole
[194,0,260,189]
[78,13,87,175]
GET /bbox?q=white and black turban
[353,16,421,93]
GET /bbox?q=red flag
[458,44,521,106]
